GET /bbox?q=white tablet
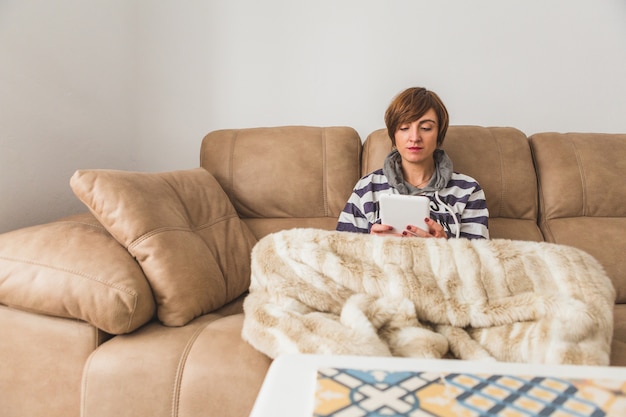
[379,194,430,233]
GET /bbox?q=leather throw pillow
[71,168,257,326]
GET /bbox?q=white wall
[0,0,138,232]
[1,0,625,233]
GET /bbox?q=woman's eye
[421,127,432,132]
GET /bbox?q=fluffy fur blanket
[242,228,615,365]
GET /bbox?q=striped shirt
[336,168,489,239]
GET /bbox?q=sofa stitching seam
[80,345,98,416]
[322,128,329,216]
[495,129,506,218]
[228,131,239,204]
[127,214,239,250]
[529,137,550,240]
[161,174,195,227]
[0,255,140,297]
[170,323,208,417]
[571,140,587,216]
[57,219,106,230]
[355,128,363,188]
[0,255,140,333]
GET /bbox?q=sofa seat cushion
[0,213,155,334]
[70,168,257,326]
[0,305,112,417]
[81,311,271,417]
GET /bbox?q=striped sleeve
[440,173,489,239]
[336,170,391,233]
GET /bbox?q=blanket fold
[242,228,615,365]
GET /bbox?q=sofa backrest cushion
[530,132,626,302]
[361,126,543,241]
[200,126,362,239]
[0,213,155,334]
[70,168,257,327]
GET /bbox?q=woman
[336,87,489,239]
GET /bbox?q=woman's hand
[401,218,447,239]
[370,223,402,236]
[371,218,447,238]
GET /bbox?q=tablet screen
[379,194,430,233]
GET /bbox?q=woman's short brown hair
[384,87,450,147]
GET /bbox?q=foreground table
[249,354,626,417]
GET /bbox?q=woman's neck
[402,161,435,188]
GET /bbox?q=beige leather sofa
[1,125,625,417]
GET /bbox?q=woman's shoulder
[362,167,385,178]
[447,172,484,191]
[355,168,387,187]
[351,169,393,196]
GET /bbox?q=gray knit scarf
[382,148,453,195]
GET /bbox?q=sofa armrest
[530,132,626,302]
[0,213,156,334]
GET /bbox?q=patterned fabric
[315,368,626,417]
[336,168,489,239]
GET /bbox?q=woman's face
[394,108,439,166]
